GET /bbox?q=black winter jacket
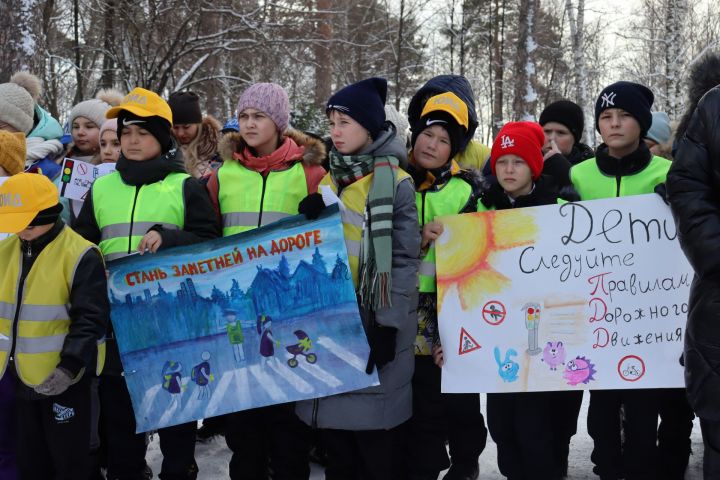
[11,220,108,400]
[667,85,720,419]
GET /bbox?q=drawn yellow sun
[436,210,538,311]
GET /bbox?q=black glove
[654,182,669,205]
[298,193,326,220]
[365,324,397,374]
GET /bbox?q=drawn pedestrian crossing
[136,335,373,430]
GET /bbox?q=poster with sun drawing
[107,206,378,432]
[435,194,693,393]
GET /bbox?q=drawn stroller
[286,330,317,368]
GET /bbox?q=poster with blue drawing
[107,206,378,432]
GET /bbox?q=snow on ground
[147,394,705,479]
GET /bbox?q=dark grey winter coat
[667,85,720,420]
[296,126,421,430]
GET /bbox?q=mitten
[365,324,397,374]
[298,193,327,220]
[34,367,74,396]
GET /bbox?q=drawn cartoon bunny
[494,347,519,382]
[541,341,566,371]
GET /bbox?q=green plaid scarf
[329,151,399,309]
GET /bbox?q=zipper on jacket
[127,186,142,254]
[615,175,621,197]
[311,398,319,428]
[421,191,427,227]
[257,174,269,228]
[10,246,32,359]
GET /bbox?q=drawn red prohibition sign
[482,300,506,325]
[618,355,646,382]
[77,162,88,175]
[458,327,481,355]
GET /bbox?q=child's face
[172,124,199,146]
[0,121,20,133]
[542,122,574,156]
[120,124,162,161]
[495,154,533,198]
[598,108,641,152]
[238,108,278,155]
[17,222,54,242]
[413,125,452,170]
[100,130,121,163]
[72,117,100,155]
[328,110,373,155]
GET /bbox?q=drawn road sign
[482,300,506,326]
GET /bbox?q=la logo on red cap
[500,135,515,149]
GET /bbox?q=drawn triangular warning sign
[458,327,481,355]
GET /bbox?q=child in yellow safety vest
[572,81,669,480]
[205,82,326,480]
[0,172,107,480]
[73,87,219,480]
[404,91,488,480]
[295,77,421,479]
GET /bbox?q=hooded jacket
[667,85,720,419]
[407,75,479,150]
[296,123,421,430]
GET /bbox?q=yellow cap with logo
[420,92,469,131]
[0,173,59,233]
[106,87,173,125]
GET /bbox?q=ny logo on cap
[600,92,617,108]
[500,135,515,149]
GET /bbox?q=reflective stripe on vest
[570,155,671,200]
[0,227,106,386]
[217,161,308,237]
[320,168,411,288]
[416,177,473,293]
[92,171,187,259]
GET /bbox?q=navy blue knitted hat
[594,81,654,137]
[326,77,387,139]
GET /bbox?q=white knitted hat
[0,82,34,133]
[69,89,124,129]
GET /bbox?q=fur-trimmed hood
[218,128,326,166]
[677,52,720,140]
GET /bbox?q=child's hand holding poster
[436,194,692,393]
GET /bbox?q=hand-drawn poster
[436,194,692,393]
[58,157,116,201]
[107,206,377,432]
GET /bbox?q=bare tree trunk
[0,0,43,81]
[99,0,117,90]
[665,0,686,119]
[393,0,405,110]
[314,0,333,108]
[491,0,506,137]
[566,0,592,144]
[73,0,84,105]
[513,0,538,121]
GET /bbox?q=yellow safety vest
[0,227,106,386]
[217,161,308,237]
[416,177,474,293]
[92,171,187,261]
[320,169,411,288]
[570,155,671,200]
